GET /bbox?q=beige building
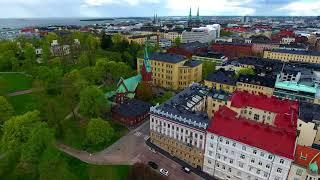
[264,50,320,64]
[297,119,317,147]
[127,34,158,45]
[149,84,209,168]
[204,70,237,93]
[137,53,202,90]
[236,75,275,97]
[206,91,231,119]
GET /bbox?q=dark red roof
[294,145,320,170]
[208,106,297,159]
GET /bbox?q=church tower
[141,44,152,82]
[188,7,192,27]
[196,6,200,26]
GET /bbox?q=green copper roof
[309,162,318,173]
[144,44,152,73]
[188,7,192,21]
[196,7,200,21]
[275,80,318,94]
[116,74,142,94]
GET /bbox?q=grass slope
[0,73,32,95]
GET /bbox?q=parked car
[148,147,157,153]
[182,166,191,173]
[159,168,169,176]
[148,161,158,169]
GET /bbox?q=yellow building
[127,34,158,45]
[236,74,275,97]
[263,50,320,64]
[137,53,202,90]
[206,91,231,119]
[204,70,237,93]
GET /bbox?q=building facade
[236,75,276,97]
[182,24,221,44]
[137,53,202,90]
[212,43,253,58]
[264,50,320,64]
[149,84,210,168]
[203,92,298,180]
[204,70,237,93]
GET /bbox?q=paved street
[58,120,203,180]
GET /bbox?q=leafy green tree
[202,61,216,79]
[79,66,98,85]
[220,29,234,37]
[79,86,106,118]
[174,37,181,46]
[86,35,100,53]
[23,43,36,71]
[0,96,14,125]
[236,67,255,77]
[41,42,51,65]
[63,70,88,120]
[45,32,59,44]
[112,34,123,45]
[85,118,115,147]
[1,110,41,152]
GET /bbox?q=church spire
[141,43,152,82]
[188,7,192,21]
[196,6,200,20]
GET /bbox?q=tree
[0,96,14,125]
[85,118,115,147]
[136,82,153,102]
[45,32,59,44]
[62,70,88,120]
[79,86,106,118]
[23,43,36,71]
[101,33,113,50]
[202,61,216,79]
[174,37,181,46]
[151,92,173,105]
[41,42,51,65]
[220,29,234,37]
[112,33,123,45]
[36,66,63,95]
[236,67,255,77]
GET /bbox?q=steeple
[141,43,152,82]
[188,7,192,21]
[196,6,200,21]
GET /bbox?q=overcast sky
[0,0,319,18]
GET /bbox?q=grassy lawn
[61,119,128,152]
[8,93,38,115]
[64,153,131,180]
[0,73,32,95]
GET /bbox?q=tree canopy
[79,86,106,118]
[85,118,115,147]
[0,96,14,125]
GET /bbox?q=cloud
[279,0,320,16]
[165,0,255,16]
[82,0,160,7]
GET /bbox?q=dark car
[148,161,158,169]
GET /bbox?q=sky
[0,0,320,18]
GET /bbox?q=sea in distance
[0,18,117,29]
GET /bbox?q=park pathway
[6,89,33,97]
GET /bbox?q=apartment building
[206,90,231,119]
[203,92,298,180]
[127,34,158,45]
[182,24,221,44]
[137,53,202,90]
[149,84,210,168]
[264,49,320,64]
[162,31,182,41]
[204,70,237,93]
[236,75,276,97]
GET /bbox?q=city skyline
[0,0,319,18]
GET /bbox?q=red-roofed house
[288,145,320,180]
[203,106,298,180]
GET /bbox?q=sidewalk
[146,139,217,180]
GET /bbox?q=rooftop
[237,74,276,88]
[183,60,202,67]
[208,106,297,160]
[275,78,318,94]
[294,145,320,173]
[269,49,320,56]
[178,42,208,52]
[299,102,320,123]
[231,91,299,132]
[150,83,210,130]
[112,99,151,118]
[148,52,187,63]
[208,89,231,101]
[205,70,237,86]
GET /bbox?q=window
[239,162,244,168]
[260,152,264,157]
[208,160,211,164]
[254,114,260,121]
[230,159,233,164]
[211,135,214,140]
[219,137,223,142]
[228,168,232,172]
[200,135,203,140]
[277,168,282,173]
[226,140,229,145]
[251,159,255,163]
[253,150,257,154]
[210,143,214,148]
[296,169,303,176]
[218,146,222,151]
[242,146,246,151]
[280,159,284,164]
[266,164,270,169]
[258,161,262,166]
[264,172,268,178]
[268,155,273,160]
[222,165,225,170]
[240,154,245,159]
[232,143,236,147]
[209,151,213,156]
[257,170,260,174]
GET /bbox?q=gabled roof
[208,106,297,159]
[116,74,142,94]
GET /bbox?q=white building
[182,24,221,44]
[203,106,297,180]
[281,37,295,45]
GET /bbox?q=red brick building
[211,42,253,58]
[167,42,208,59]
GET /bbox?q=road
[58,120,202,180]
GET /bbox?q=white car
[160,168,169,176]
[149,147,157,153]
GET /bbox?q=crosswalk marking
[144,135,149,141]
[134,131,142,137]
